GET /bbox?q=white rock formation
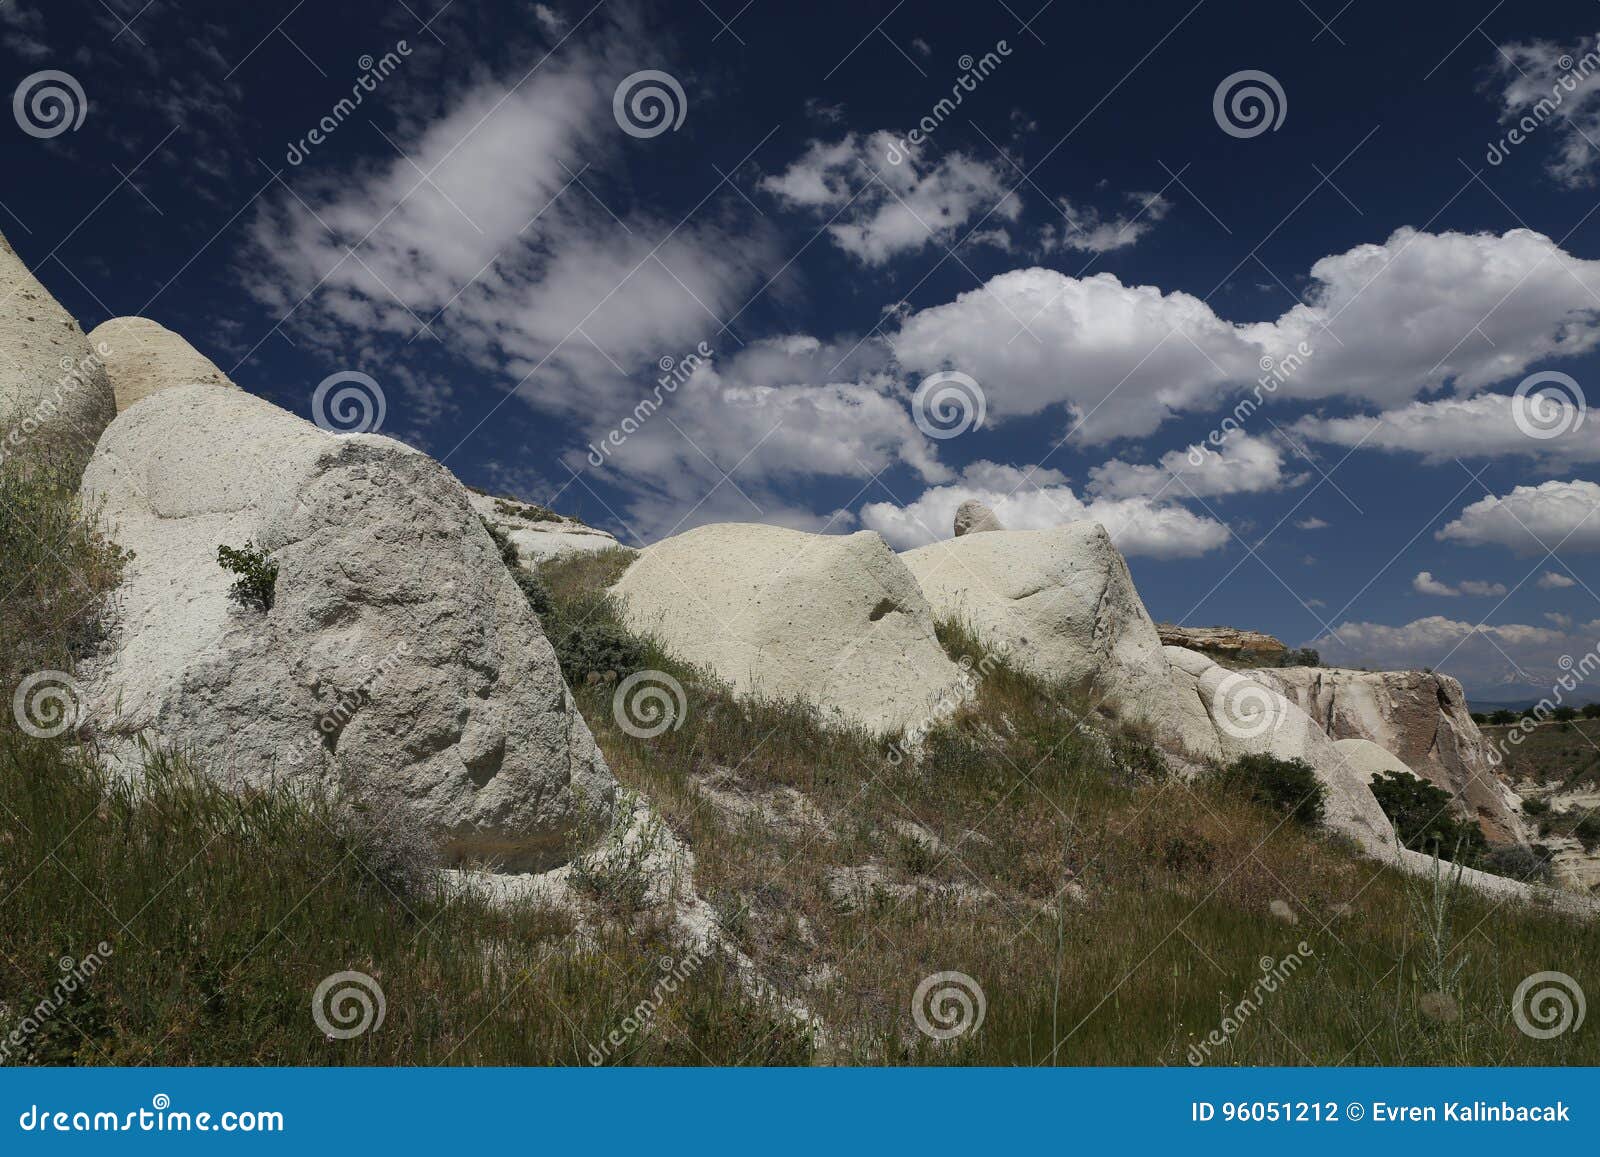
[1165,646,1590,913]
[953,499,1003,537]
[88,316,238,411]
[1247,666,1525,843]
[0,231,117,479]
[1332,736,1419,783]
[79,384,614,870]
[901,524,1205,751]
[467,491,626,564]
[611,523,965,734]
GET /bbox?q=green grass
[3,467,1597,1065]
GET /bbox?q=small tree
[217,543,278,612]
[1583,703,1600,720]
[1489,710,1515,726]
[1369,771,1486,865]
[1553,705,1579,723]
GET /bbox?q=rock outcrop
[1332,736,1419,783]
[79,384,615,870]
[1166,647,1585,912]
[1246,666,1525,843]
[953,499,1003,537]
[1157,623,1288,664]
[88,316,238,411]
[902,524,1203,751]
[468,491,626,564]
[0,231,117,479]
[611,523,965,734]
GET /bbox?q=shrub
[1283,647,1321,667]
[549,617,645,683]
[480,517,520,570]
[1368,771,1487,864]
[1583,703,1600,720]
[216,542,277,612]
[1489,710,1515,726]
[1521,797,1551,818]
[1480,844,1553,885]
[1553,706,1579,723]
[1214,754,1326,828]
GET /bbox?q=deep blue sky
[4,0,1600,698]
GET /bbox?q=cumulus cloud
[1491,34,1600,187]
[1293,392,1598,464]
[1314,614,1600,696]
[1539,570,1578,588]
[1296,516,1329,530]
[1436,479,1600,553]
[758,131,1020,265]
[1411,571,1509,597]
[1086,432,1300,499]
[890,227,1600,443]
[857,461,1229,557]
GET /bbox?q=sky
[3,0,1600,702]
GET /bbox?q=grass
[3,468,1598,1065]
[0,465,804,1065]
[540,550,1600,1065]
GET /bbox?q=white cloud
[857,461,1229,557]
[1040,192,1172,254]
[1538,570,1578,588]
[245,39,779,434]
[1491,35,1600,187]
[891,228,1600,443]
[1546,612,1574,629]
[1436,479,1600,553]
[1312,614,1585,696]
[533,4,566,36]
[1293,392,1598,464]
[1296,516,1329,530]
[1086,432,1299,499]
[758,131,1021,265]
[1411,571,1509,597]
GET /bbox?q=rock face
[611,523,965,734]
[1246,666,1525,843]
[88,316,238,411]
[952,499,1003,537]
[1164,646,1398,853]
[1156,623,1288,664]
[79,384,614,871]
[1165,647,1584,911]
[1332,736,1419,783]
[901,524,1199,749]
[0,231,117,479]
[467,491,626,564]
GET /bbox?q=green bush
[549,617,645,683]
[1521,797,1551,817]
[1480,844,1553,885]
[1489,710,1515,726]
[1369,771,1487,864]
[216,542,277,612]
[1583,703,1600,720]
[480,517,552,614]
[1214,754,1326,828]
[1553,706,1579,723]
